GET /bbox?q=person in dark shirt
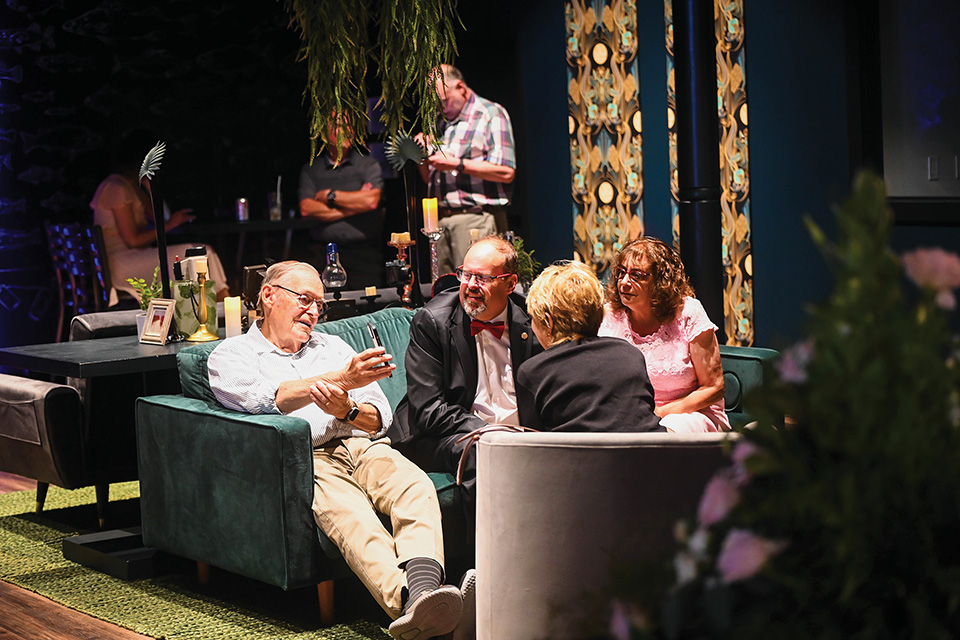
[516,261,664,434]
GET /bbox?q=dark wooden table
[0,334,219,379]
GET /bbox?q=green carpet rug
[0,483,392,639]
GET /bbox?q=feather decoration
[138,141,166,182]
[385,131,426,172]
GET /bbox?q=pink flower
[609,599,631,640]
[731,440,763,486]
[697,470,741,527]
[608,599,648,638]
[717,529,787,583]
[674,551,698,585]
[903,248,960,309]
[776,339,814,383]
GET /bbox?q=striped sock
[403,557,444,612]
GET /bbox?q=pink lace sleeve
[679,297,718,342]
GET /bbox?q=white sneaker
[452,569,476,640]
[388,585,463,640]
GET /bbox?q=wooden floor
[0,471,152,640]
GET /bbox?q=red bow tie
[470,319,505,339]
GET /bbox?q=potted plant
[127,266,162,336]
[598,171,960,640]
[512,235,541,289]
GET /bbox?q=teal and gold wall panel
[565,0,643,277]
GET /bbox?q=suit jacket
[389,290,542,445]
[515,336,664,434]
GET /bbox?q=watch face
[346,404,360,421]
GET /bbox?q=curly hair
[605,237,695,323]
[526,261,604,344]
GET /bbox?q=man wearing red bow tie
[391,235,542,522]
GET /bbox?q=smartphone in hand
[367,322,392,377]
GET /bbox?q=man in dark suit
[391,235,542,518]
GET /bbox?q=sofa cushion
[312,307,414,408]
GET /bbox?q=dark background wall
[2,0,959,350]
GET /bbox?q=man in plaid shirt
[420,64,516,274]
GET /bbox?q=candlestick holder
[187,271,220,342]
[387,237,417,306]
[420,227,445,282]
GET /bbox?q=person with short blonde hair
[525,261,604,347]
[515,261,663,434]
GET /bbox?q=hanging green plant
[282,0,459,160]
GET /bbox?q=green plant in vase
[126,266,162,312]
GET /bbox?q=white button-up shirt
[471,308,519,427]
[208,322,392,447]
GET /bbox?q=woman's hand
[167,208,195,230]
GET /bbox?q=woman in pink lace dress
[598,238,729,433]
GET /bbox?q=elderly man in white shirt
[208,261,462,640]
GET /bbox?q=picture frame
[140,298,176,345]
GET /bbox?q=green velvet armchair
[135,307,464,623]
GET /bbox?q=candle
[195,256,208,276]
[469,228,481,242]
[423,198,438,231]
[365,286,377,296]
[390,232,399,244]
[225,296,241,338]
[397,232,411,243]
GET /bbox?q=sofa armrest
[0,374,84,488]
[720,345,779,429]
[136,395,344,589]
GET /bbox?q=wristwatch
[450,158,465,177]
[326,189,337,205]
[344,401,360,422]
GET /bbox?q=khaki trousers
[311,437,444,618]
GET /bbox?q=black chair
[44,223,114,342]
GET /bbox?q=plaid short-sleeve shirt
[429,92,515,209]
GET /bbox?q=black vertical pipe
[141,177,172,300]
[673,0,725,341]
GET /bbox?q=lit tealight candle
[422,197,438,231]
[224,296,242,338]
[365,286,377,296]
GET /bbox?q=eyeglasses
[273,284,328,314]
[455,267,514,286]
[614,267,651,284]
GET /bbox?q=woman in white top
[90,130,229,306]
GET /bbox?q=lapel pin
[521,332,528,340]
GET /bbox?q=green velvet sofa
[135,306,776,621]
